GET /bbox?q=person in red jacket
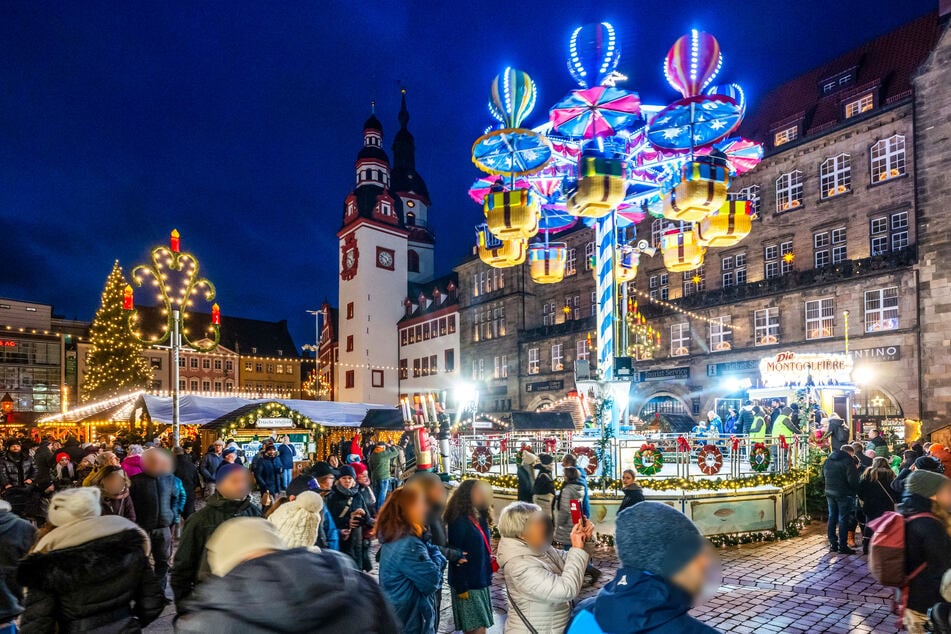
[930,444,951,476]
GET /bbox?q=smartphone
[569,499,582,525]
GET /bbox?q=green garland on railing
[706,515,811,547]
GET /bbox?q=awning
[361,408,404,430]
[510,410,576,431]
[37,392,143,426]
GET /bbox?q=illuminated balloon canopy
[706,83,746,118]
[664,30,723,98]
[567,22,622,88]
[489,67,538,129]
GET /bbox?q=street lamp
[125,229,220,446]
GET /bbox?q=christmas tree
[80,261,153,402]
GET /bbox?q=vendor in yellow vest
[748,405,768,440]
[771,405,800,440]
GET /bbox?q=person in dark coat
[251,442,283,500]
[91,465,137,522]
[0,440,38,520]
[892,455,944,499]
[857,457,899,554]
[31,439,56,493]
[60,436,83,465]
[17,488,166,633]
[325,465,374,570]
[619,469,646,513]
[129,448,180,590]
[572,502,716,634]
[736,401,754,435]
[516,447,538,503]
[532,454,556,517]
[823,447,860,553]
[198,441,223,496]
[173,446,199,519]
[445,479,495,634]
[898,470,951,632]
[852,442,873,469]
[176,518,399,633]
[0,500,35,629]
[170,462,261,609]
[277,436,297,492]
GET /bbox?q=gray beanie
[906,469,950,499]
[615,501,705,578]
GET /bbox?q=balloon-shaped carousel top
[664,30,722,98]
[567,22,622,88]
[489,67,538,129]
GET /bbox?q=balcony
[644,245,917,317]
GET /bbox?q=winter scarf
[33,515,149,555]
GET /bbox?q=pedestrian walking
[368,441,400,508]
[561,454,590,516]
[532,453,556,518]
[309,462,341,551]
[325,464,374,570]
[553,467,585,546]
[173,446,199,519]
[91,464,136,522]
[251,441,282,507]
[446,479,495,634]
[857,457,898,554]
[277,435,297,492]
[0,500,35,632]
[17,488,166,633]
[823,445,860,553]
[198,440,223,497]
[516,445,538,503]
[378,486,447,634]
[129,447,179,589]
[497,501,591,634]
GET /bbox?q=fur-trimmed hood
[18,529,149,592]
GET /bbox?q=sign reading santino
[759,351,854,388]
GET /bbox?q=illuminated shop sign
[759,351,853,388]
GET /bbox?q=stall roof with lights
[510,410,576,431]
[361,408,404,430]
[137,394,389,427]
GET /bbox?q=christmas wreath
[543,437,558,453]
[750,443,771,473]
[633,443,664,476]
[471,446,493,473]
[697,444,724,475]
[572,446,599,476]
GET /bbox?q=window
[754,308,780,345]
[211,359,220,370]
[444,349,455,372]
[287,364,294,374]
[774,125,798,146]
[226,361,233,371]
[649,273,669,300]
[401,329,408,346]
[407,250,420,273]
[865,287,899,332]
[421,356,430,377]
[728,185,760,218]
[820,154,851,198]
[276,364,284,374]
[590,291,598,316]
[721,253,747,287]
[871,135,906,182]
[179,380,186,390]
[399,359,408,380]
[190,380,198,391]
[346,302,354,319]
[179,357,186,367]
[870,211,909,255]
[765,242,793,278]
[244,361,252,372]
[814,228,846,268]
[423,323,430,340]
[477,358,485,381]
[651,219,669,248]
[670,324,689,356]
[709,316,732,351]
[542,302,556,326]
[413,358,421,378]
[805,298,834,339]
[565,248,577,276]
[345,335,354,352]
[429,355,437,374]
[551,344,564,371]
[776,171,803,212]
[845,93,873,119]
[198,358,208,369]
[214,381,222,391]
[266,363,274,374]
[584,241,595,270]
[190,358,199,369]
[682,266,705,296]
[494,355,508,379]
[576,339,589,362]
[564,295,580,320]
[345,370,355,389]
[255,363,263,373]
[439,318,447,336]
[528,348,540,374]
[226,381,233,391]
[780,241,794,274]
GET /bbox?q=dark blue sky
[0,0,936,347]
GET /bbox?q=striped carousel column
[595,212,616,380]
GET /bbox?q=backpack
[833,423,850,443]
[867,511,932,587]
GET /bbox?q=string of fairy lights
[632,288,742,332]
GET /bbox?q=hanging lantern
[662,226,706,272]
[484,189,541,240]
[170,229,181,253]
[698,199,752,247]
[568,156,627,218]
[662,156,730,223]
[211,303,221,325]
[123,284,134,311]
[616,248,640,283]
[528,242,568,284]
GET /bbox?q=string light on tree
[625,299,661,360]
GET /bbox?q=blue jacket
[379,535,447,634]
[446,516,493,593]
[172,476,187,522]
[583,568,718,634]
[277,443,296,470]
[577,470,591,517]
[251,455,282,494]
[321,503,340,551]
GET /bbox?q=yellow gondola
[528,243,567,284]
[478,237,527,267]
[662,156,730,223]
[698,200,752,247]
[662,227,706,273]
[568,156,626,218]
[484,189,540,240]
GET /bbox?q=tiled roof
[739,11,940,148]
[401,272,459,323]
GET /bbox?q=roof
[391,92,430,202]
[138,394,389,427]
[363,113,382,132]
[401,272,459,323]
[739,11,940,147]
[133,305,299,357]
[361,408,404,430]
[510,410,576,431]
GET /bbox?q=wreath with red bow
[634,443,664,476]
[750,442,771,473]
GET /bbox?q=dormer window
[774,125,798,147]
[380,201,391,216]
[346,200,356,217]
[820,70,855,95]
[845,93,874,119]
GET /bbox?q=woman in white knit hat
[267,490,324,549]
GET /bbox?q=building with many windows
[398,273,461,397]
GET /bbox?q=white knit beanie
[206,517,287,576]
[267,491,323,549]
[48,488,101,527]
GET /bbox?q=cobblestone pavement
[147,522,900,633]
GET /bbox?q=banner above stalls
[759,351,853,388]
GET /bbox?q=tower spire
[398,88,409,130]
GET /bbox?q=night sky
[0,0,936,347]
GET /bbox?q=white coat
[495,536,589,634]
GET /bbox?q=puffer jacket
[552,482,585,544]
[0,505,35,622]
[176,548,399,633]
[379,535,446,634]
[496,537,588,634]
[17,528,166,633]
[129,472,179,530]
[0,451,35,488]
[822,450,859,497]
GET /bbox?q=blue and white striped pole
[595,212,616,381]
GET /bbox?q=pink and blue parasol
[550,86,642,140]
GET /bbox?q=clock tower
[337,107,410,404]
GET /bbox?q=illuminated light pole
[125,229,220,446]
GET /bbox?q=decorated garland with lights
[749,442,771,473]
[633,443,664,476]
[471,446,493,473]
[625,299,661,360]
[697,444,724,475]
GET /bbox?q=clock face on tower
[340,234,359,281]
[376,247,395,270]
